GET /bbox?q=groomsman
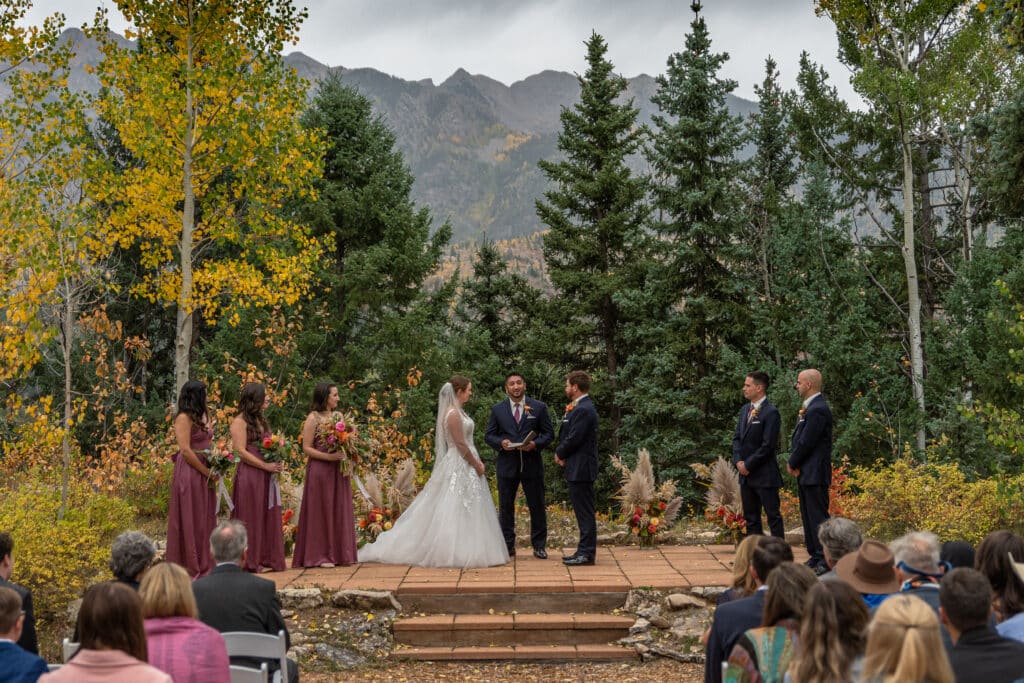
[787,368,833,573]
[555,370,599,566]
[485,372,555,559]
[732,371,784,538]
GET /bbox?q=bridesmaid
[292,382,358,568]
[229,382,285,572]
[166,380,216,578]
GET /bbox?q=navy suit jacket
[554,396,598,483]
[0,578,37,655]
[484,397,555,478]
[0,640,47,682]
[787,394,833,486]
[192,563,290,649]
[704,590,766,683]
[731,400,782,488]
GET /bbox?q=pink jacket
[144,616,231,683]
[39,648,172,683]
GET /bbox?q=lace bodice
[442,408,482,511]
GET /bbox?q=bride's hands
[473,459,485,476]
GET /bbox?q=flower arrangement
[356,458,417,545]
[314,410,369,473]
[610,449,683,547]
[282,508,297,555]
[691,457,746,543]
[202,443,237,487]
[261,433,298,467]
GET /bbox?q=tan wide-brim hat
[835,539,901,594]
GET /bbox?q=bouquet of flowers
[690,456,746,543]
[202,444,237,488]
[611,449,683,547]
[260,433,298,468]
[315,411,366,472]
[282,508,297,554]
[358,506,394,544]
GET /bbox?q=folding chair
[230,662,269,683]
[222,630,287,683]
[61,638,80,663]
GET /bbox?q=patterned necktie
[513,403,521,424]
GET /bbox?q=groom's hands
[554,455,564,467]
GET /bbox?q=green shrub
[119,458,173,520]
[0,474,136,617]
[846,458,1024,543]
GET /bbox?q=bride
[358,375,509,568]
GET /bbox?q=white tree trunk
[59,283,75,521]
[901,135,927,454]
[174,34,196,398]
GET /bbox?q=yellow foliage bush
[0,475,136,617]
[845,458,1024,544]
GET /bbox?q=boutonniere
[523,403,533,414]
[798,407,807,419]
[564,403,575,413]
[750,406,759,419]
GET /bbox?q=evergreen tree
[535,32,650,452]
[619,2,748,482]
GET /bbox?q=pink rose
[335,421,346,432]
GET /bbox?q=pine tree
[535,31,650,450]
[619,3,748,480]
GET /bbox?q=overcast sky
[23,0,858,104]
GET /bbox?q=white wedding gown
[358,407,509,568]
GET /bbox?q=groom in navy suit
[732,371,784,538]
[485,372,555,559]
[787,368,833,573]
[555,370,599,566]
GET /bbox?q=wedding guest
[230,382,285,572]
[815,517,862,581]
[939,567,1024,683]
[890,530,951,648]
[109,531,156,589]
[0,586,46,683]
[166,380,217,578]
[975,529,1024,642]
[940,539,975,569]
[786,581,869,683]
[860,594,954,683]
[140,561,230,683]
[40,582,171,683]
[833,539,900,609]
[725,562,817,683]
[292,382,358,568]
[0,532,36,654]
[721,534,761,605]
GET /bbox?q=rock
[698,531,719,541]
[690,585,728,599]
[279,588,323,610]
[670,613,712,640]
[596,533,616,544]
[290,645,313,658]
[648,615,672,629]
[785,526,804,545]
[636,606,662,620]
[330,589,402,612]
[624,588,661,613]
[666,593,706,610]
[314,642,366,668]
[629,617,650,635]
[290,631,307,645]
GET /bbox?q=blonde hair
[731,534,760,596]
[861,594,954,683]
[789,581,868,683]
[138,561,198,619]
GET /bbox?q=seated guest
[939,567,1024,683]
[193,520,298,683]
[786,581,869,683]
[0,533,37,654]
[861,594,953,683]
[834,539,900,609]
[0,586,46,683]
[720,535,761,605]
[109,531,156,589]
[941,540,975,569]
[40,582,171,683]
[815,517,862,582]
[725,562,817,683]
[140,561,230,683]
[975,529,1024,642]
[890,530,951,648]
[705,536,793,683]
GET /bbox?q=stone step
[397,590,628,614]
[393,612,635,647]
[393,644,636,662]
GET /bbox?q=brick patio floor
[267,543,810,594]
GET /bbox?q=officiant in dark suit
[485,372,555,559]
[555,370,599,566]
[732,371,784,538]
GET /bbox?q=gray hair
[817,518,863,564]
[210,520,247,563]
[890,531,941,574]
[109,530,156,581]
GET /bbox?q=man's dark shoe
[563,555,594,566]
[812,563,829,576]
[533,548,548,559]
[507,547,516,557]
